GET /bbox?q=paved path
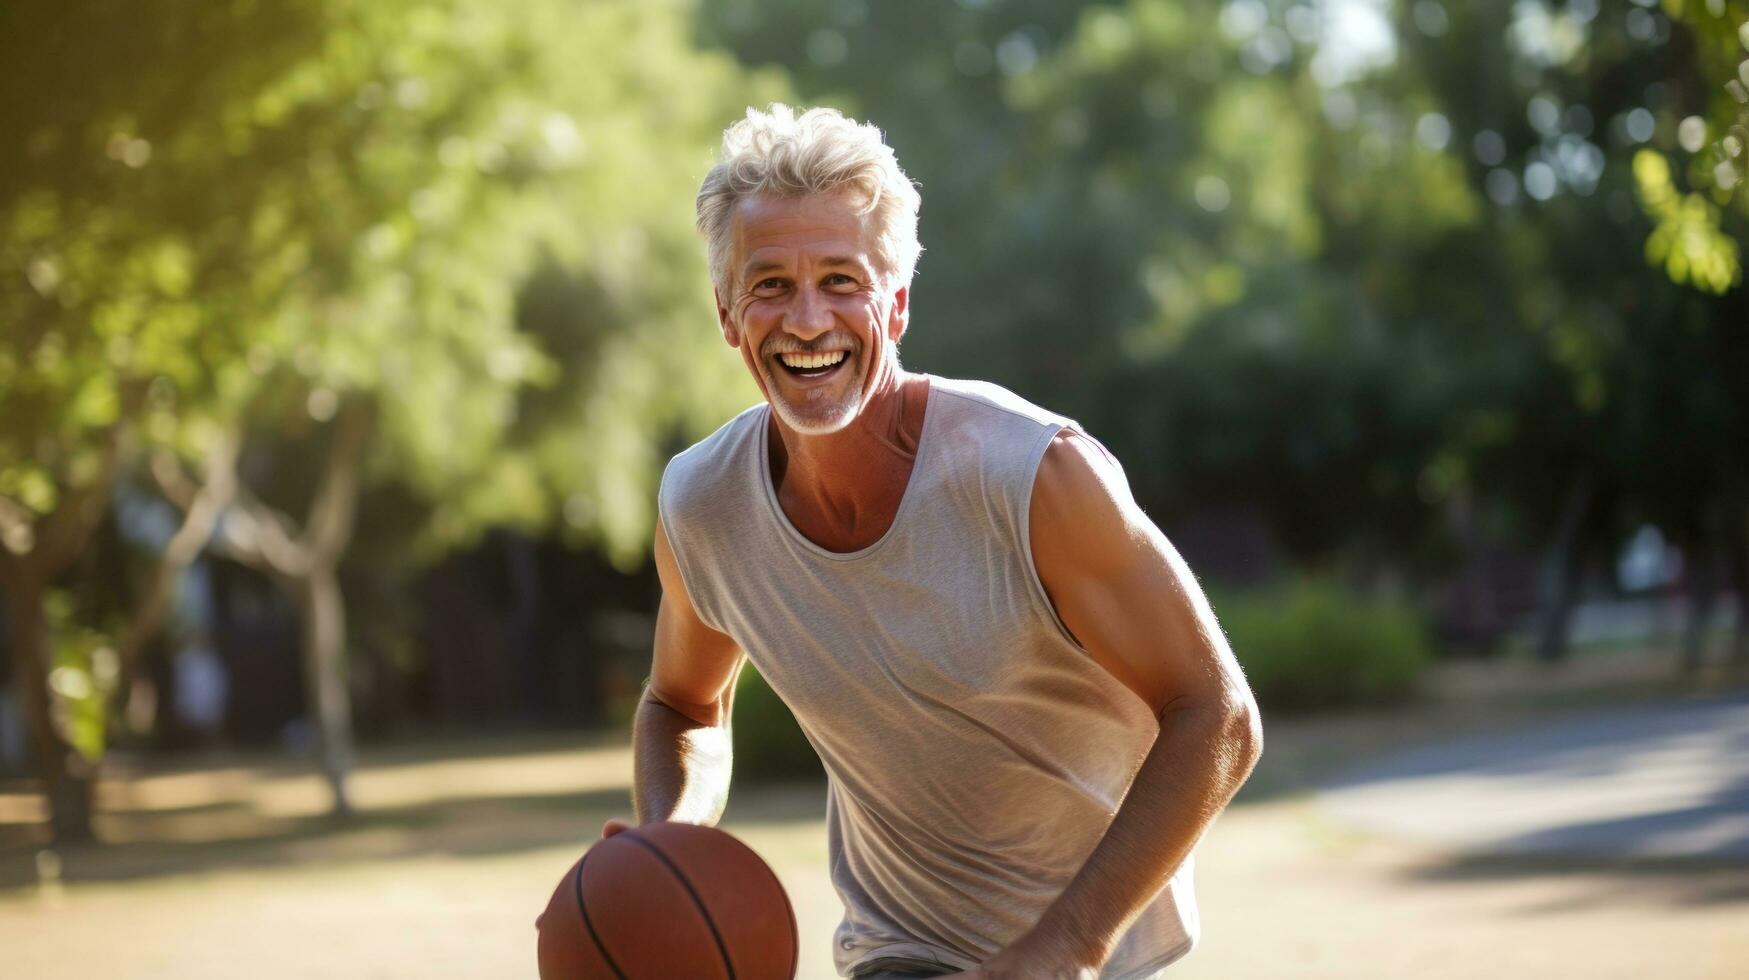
[1318,693,1749,861]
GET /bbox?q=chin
[755,352,878,435]
[769,393,862,435]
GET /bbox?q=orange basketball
[537,822,798,980]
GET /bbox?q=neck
[767,367,931,552]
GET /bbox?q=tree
[2,0,775,838]
[1634,0,1748,293]
[698,0,1748,671]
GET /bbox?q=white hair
[696,104,922,296]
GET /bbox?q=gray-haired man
[606,104,1262,980]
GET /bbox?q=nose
[782,283,835,342]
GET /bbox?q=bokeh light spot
[1625,8,1656,42]
[1220,0,1268,41]
[1473,129,1506,166]
[1677,116,1707,154]
[1411,1,1449,37]
[1625,108,1655,144]
[1285,4,1319,44]
[1415,112,1452,151]
[1195,175,1232,213]
[1485,167,1520,205]
[307,388,339,422]
[1524,161,1557,201]
[996,32,1039,76]
[1716,160,1740,191]
[1527,95,1561,136]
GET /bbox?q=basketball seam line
[575,848,630,980]
[625,833,738,980]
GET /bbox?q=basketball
[536,821,799,980]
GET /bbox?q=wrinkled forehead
[728,189,880,279]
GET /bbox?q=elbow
[642,684,729,729]
[1222,689,1264,776]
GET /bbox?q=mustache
[762,332,859,357]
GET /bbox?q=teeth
[779,350,847,371]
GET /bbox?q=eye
[752,277,788,294]
[823,273,858,289]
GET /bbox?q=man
[606,104,1262,979]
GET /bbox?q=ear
[886,285,910,343]
[714,288,741,349]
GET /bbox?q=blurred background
[2,0,1746,977]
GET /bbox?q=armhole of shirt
[656,467,725,636]
[1016,422,1089,653]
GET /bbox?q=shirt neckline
[756,378,938,562]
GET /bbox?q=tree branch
[305,398,371,564]
[225,488,310,579]
[115,432,242,687]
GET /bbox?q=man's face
[715,190,909,435]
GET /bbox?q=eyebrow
[741,255,867,279]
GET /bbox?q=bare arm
[957,430,1263,978]
[606,515,745,836]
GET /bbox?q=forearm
[1020,700,1262,971]
[630,690,734,826]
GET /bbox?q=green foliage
[1215,580,1431,715]
[1648,0,1749,292]
[2,0,779,568]
[1,2,784,800]
[731,662,823,783]
[43,590,118,761]
[727,578,1430,764]
[1636,148,1743,292]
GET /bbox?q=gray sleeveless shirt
[658,376,1198,979]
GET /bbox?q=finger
[602,816,632,838]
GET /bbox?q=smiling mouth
[775,349,849,380]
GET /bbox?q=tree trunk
[191,404,368,818]
[1680,543,1717,674]
[1729,508,1749,668]
[505,533,542,721]
[1537,472,1595,663]
[0,411,134,843]
[116,440,239,714]
[298,565,355,816]
[0,569,95,843]
[1681,500,1731,675]
[1679,502,1726,675]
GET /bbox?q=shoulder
[663,403,765,486]
[659,403,766,523]
[1031,427,1139,580]
[1035,427,1128,496]
[926,377,1078,485]
[928,376,1074,433]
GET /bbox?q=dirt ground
[1,649,1745,978]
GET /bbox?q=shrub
[1214,579,1431,714]
[732,663,824,782]
[727,578,1427,773]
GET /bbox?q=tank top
[658,376,1198,979]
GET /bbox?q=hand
[537,817,636,928]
